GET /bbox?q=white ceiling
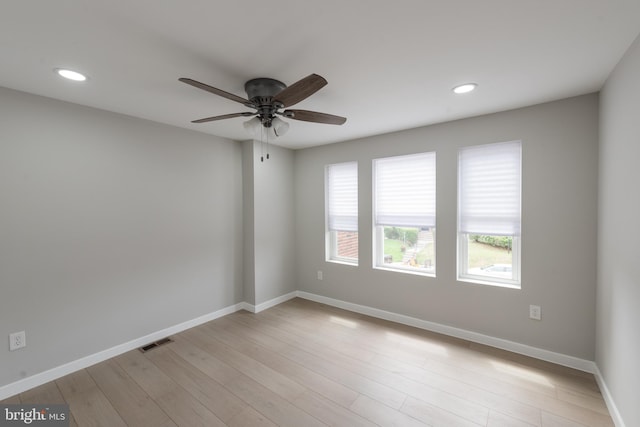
[2,1,639,149]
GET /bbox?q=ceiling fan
[179,74,347,136]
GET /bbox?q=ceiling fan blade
[285,109,347,125]
[274,74,328,108]
[191,112,255,123]
[179,78,250,105]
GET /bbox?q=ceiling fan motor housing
[245,78,286,102]
[244,78,287,126]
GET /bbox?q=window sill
[457,275,520,289]
[327,259,358,267]
[374,265,435,278]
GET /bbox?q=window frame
[372,152,437,277]
[373,225,436,276]
[457,233,521,288]
[456,140,522,288]
[325,161,358,266]
[327,230,359,265]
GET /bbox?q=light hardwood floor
[2,298,613,426]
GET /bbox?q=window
[457,141,521,287]
[325,162,358,264]
[373,152,436,275]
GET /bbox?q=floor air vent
[139,337,173,353]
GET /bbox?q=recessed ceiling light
[55,68,87,82]
[453,83,477,94]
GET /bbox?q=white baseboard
[307,288,630,424]
[296,291,596,373]
[241,291,298,314]
[593,366,626,427]
[3,289,623,427]
[0,302,244,401]
[237,301,254,313]
[0,291,303,400]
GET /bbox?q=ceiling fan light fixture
[55,68,87,82]
[452,83,477,94]
[243,116,262,134]
[272,117,290,137]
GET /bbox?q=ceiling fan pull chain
[260,126,265,162]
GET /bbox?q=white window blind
[374,152,436,227]
[458,141,521,236]
[326,162,358,232]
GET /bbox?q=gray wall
[295,94,599,359]
[242,141,256,305]
[243,141,296,306]
[0,77,615,400]
[0,87,244,387]
[253,142,296,305]
[598,34,640,427]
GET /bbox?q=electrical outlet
[529,305,541,320]
[317,270,323,280]
[9,331,26,351]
